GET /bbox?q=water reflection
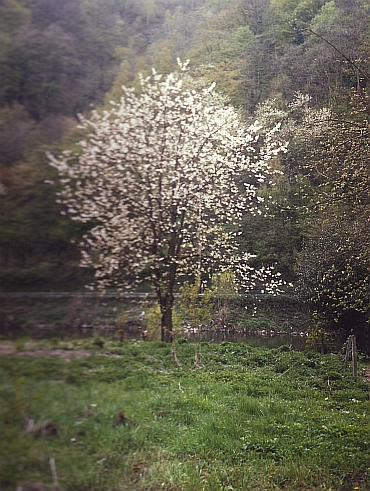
[2,324,307,350]
[184,331,307,350]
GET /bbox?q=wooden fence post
[344,335,358,377]
[352,335,358,377]
[344,335,351,367]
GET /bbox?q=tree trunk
[160,293,174,343]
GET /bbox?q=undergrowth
[0,340,369,491]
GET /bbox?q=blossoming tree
[48,62,285,341]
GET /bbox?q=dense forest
[0,0,369,342]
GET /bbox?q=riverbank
[0,292,312,350]
[0,292,310,337]
[1,340,369,491]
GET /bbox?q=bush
[92,336,104,348]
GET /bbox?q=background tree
[296,218,369,353]
[2,0,370,297]
[254,87,370,349]
[48,64,285,341]
[240,93,332,281]
[295,89,370,351]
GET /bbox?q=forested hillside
[0,0,369,343]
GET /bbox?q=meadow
[0,338,369,491]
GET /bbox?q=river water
[2,324,307,350]
[183,331,307,350]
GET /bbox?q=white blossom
[48,65,286,336]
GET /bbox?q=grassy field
[0,339,369,491]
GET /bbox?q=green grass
[0,340,369,490]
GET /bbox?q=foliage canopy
[49,63,286,340]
